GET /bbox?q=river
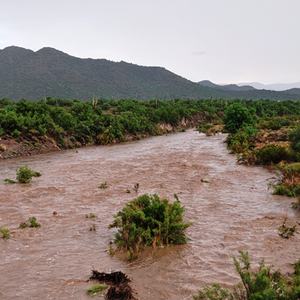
[0,129,299,299]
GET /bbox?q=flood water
[1,129,300,299]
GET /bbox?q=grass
[201,179,209,183]
[98,181,108,189]
[126,189,131,193]
[86,284,107,295]
[86,213,96,218]
[109,193,193,261]
[0,227,11,239]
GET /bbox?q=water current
[0,129,299,299]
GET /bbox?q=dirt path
[0,129,299,299]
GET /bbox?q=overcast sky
[1,0,299,85]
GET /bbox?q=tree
[223,102,257,134]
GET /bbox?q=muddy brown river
[1,129,300,299]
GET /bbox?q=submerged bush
[29,216,41,228]
[0,227,10,239]
[194,250,300,299]
[16,165,41,183]
[273,163,300,199]
[109,194,193,259]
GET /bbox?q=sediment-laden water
[0,129,299,299]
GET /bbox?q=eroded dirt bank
[0,129,299,299]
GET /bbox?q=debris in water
[89,270,138,300]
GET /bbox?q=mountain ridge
[1,46,300,101]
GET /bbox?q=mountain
[0,46,300,101]
[0,46,227,101]
[236,82,300,91]
[198,80,255,91]
[198,80,300,100]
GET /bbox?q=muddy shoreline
[1,129,300,299]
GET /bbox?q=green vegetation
[194,250,300,299]
[4,179,15,184]
[201,179,209,183]
[109,194,193,260]
[126,189,131,193]
[86,284,107,295]
[29,217,41,228]
[89,225,96,231]
[0,227,10,239]
[98,182,108,189]
[19,222,28,229]
[223,103,257,134]
[289,124,300,152]
[272,163,300,198]
[86,213,96,218]
[4,165,41,184]
[16,165,41,183]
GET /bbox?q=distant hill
[198,80,255,91]
[198,80,300,100]
[236,82,300,91]
[0,46,227,101]
[0,46,300,101]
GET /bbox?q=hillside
[0,46,226,101]
[0,46,300,101]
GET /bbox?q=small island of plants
[109,193,193,261]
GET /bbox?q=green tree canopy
[223,102,257,134]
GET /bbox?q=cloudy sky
[1,0,299,86]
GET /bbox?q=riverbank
[0,115,205,161]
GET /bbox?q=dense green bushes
[109,194,193,260]
[223,103,257,134]
[2,97,300,147]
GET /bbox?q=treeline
[1,97,300,142]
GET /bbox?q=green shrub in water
[193,250,300,300]
[29,217,41,228]
[109,194,193,260]
[272,163,300,200]
[0,227,10,239]
[16,165,41,183]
